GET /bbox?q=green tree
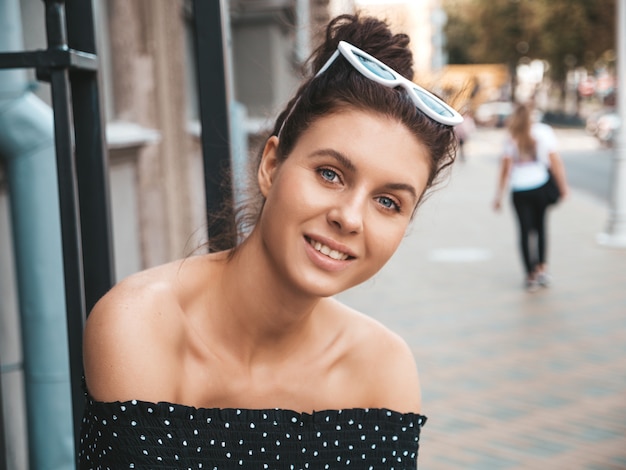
[536,0,616,81]
[444,0,480,64]
[443,0,615,105]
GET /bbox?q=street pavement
[338,127,626,469]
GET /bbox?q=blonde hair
[508,104,536,160]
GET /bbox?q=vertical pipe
[192,0,235,251]
[599,0,626,247]
[0,369,6,470]
[295,0,311,65]
[1,96,75,469]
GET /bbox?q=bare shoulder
[83,261,186,402]
[325,299,422,414]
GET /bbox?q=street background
[338,126,626,469]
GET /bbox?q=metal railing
[0,0,113,464]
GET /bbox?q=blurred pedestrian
[454,108,476,162]
[79,13,462,468]
[493,103,568,291]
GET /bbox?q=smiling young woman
[79,13,460,469]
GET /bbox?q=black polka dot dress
[79,394,426,469]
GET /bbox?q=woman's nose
[326,193,365,234]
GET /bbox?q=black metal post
[191,0,236,250]
[51,67,86,466]
[44,0,87,457]
[66,0,115,310]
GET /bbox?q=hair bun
[311,14,414,80]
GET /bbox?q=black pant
[512,186,550,276]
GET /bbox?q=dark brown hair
[508,103,536,160]
[273,15,456,180]
[211,14,458,252]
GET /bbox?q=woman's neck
[205,233,324,366]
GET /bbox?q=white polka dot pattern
[79,396,426,469]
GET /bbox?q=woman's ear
[258,136,280,198]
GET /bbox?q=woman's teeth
[310,240,349,260]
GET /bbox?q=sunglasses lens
[413,87,454,118]
[353,52,396,81]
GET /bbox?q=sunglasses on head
[316,41,463,127]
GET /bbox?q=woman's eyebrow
[384,182,418,204]
[309,148,356,172]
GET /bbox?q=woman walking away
[79,13,462,469]
[494,103,569,292]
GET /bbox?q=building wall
[232,14,300,120]
[106,0,203,268]
[355,1,436,79]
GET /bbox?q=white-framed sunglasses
[316,41,463,127]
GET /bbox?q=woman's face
[256,109,431,298]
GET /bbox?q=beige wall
[356,2,435,80]
[106,0,204,270]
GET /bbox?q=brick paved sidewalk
[339,127,626,469]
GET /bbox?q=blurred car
[474,101,514,127]
[586,109,620,147]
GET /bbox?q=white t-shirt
[502,122,558,191]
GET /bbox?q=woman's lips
[304,235,355,272]
[308,238,350,260]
